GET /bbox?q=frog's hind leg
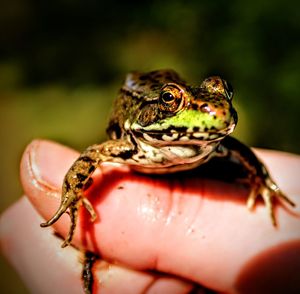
[82,251,98,294]
[220,136,296,226]
[82,197,97,222]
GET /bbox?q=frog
[40,69,295,293]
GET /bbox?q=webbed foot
[246,177,295,226]
[41,192,97,247]
[61,197,97,248]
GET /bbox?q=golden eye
[159,84,184,113]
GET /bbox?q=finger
[21,140,300,292]
[0,197,83,294]
[0,197,198,294]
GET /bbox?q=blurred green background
[0,0,299,292]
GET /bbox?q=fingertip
[20,139,78,194]
[19,140,80,236]
[20,139,78,203]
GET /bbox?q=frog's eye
[201,76,234,100]
[159,84,184,113]
[161,92,175,103]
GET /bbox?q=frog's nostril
[200,103,216,116]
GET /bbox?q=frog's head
[126,70,237,146]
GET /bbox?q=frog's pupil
[162,92,174,103]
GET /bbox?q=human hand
[1,140,300,293]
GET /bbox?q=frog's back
[106,69,186,140]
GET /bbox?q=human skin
[0,139,300,293]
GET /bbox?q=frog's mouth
[132,123,236,145]
[130,106,237,145]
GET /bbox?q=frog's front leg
[40,139,135,247]
[218,136,295,225]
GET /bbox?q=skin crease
[0,139,300,293]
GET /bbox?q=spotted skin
[41,69,295,293]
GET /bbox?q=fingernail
[23,140,77,193]
[25,140,56,193]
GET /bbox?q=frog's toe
[246,183,277,226]
[61,197,97,248]
[264,178,295,208]
[246,188,258,210]
[61,203,79,248]
[260,186,276,226]
[82,197,97,222]
[40,204,69,227]
[276,191,296,207]
[247,179,296,226]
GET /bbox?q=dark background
[0,0,299,292]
